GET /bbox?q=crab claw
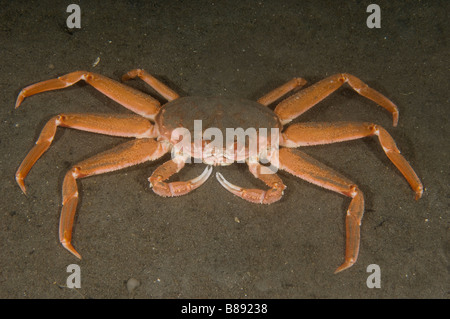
[151,165,212,197]
[216,172,282,204]
[187,165,213,189]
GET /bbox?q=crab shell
[155,96,283,165]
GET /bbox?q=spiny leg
[277,148,364,273]
[148,158,212,197]
[216,161,286,204]
[274,73,399,126]
[122,69,180,102]
[257,78,307,106]
[16,71,161,120]
[60,138,170,258]
[16,113,157,194]
[281,122,423,199]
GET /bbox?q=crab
[15,69,423,273]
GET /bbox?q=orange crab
[15,69,423,273]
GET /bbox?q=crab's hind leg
[274,74,399,126]
[281,122,423,199]
[122,69,180,102]
[60,138,169,258]
[16,71,161,120]
[257,78,307,106]
[277,148,364,273]
[16,114,156,194]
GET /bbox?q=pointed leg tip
[415,190,423,201]
[15,94,24,109]
[62,242,82,259]
[333,266,346,274]
[121,69,139,82]
[334,261,355,274]
[393,115,399,127]
[70,249,82,260]
[16,177,27,195]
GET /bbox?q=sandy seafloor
[0,1,448,298]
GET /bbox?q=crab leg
[281,122,423,199]
[216,162,286,204]
[257,78,307,106]
[60,138,169,259]
[16,71,161,120]
[16,113,157,194]
[277,148,364,273]
[149,159,212,197]
[274,73,399,126]
[122,69,180,102]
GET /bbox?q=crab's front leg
[216,161,286,204]
[148,158,212,197]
